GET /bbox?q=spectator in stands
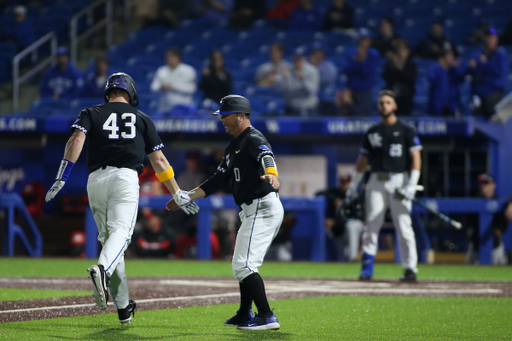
[469,19,493,46]
[177,151,207,191]
[40,47,83,100]
[322,0,354,31]
[466,174,509,265]
[131,210,175,258]
[150,48,197,113]
[192,0,232,22]
[288,0,323,31]
[255,42,290,87]
[82,55,110,98]
[343,28,380,116]
[382,40,417,116]
[199,50,232,104]
[413,21,458,59]
[310,42,338,92]
[334,88,354,116]
[427,49,465,117]
[8,5,36,52]
[228,0,267,29]
[144,0,192,28]
[266,0,298,29]
[276,47,320,116]
[372,17,400,58]
[466,27,509,118]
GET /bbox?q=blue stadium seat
[70,97,101,110]
[30,98,72,116]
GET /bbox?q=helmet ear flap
[131,91,139,107]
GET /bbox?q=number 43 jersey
[360,119,422,173]
[72,102,163,175]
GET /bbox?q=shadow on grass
[48,326,202,340]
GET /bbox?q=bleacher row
[0,0,92,81]
[20,0,512,117]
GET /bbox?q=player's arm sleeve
[71,108,92,135]
[198,156,228,197]
[406,126,423,152]
[142,115,164,155]
[360,132,373,157]
[247,136,277,177]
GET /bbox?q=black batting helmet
[104,72,139,107]
[212,94,251,115]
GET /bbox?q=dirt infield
[1,277,511,323]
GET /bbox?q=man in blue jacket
[344,28,381,116]
[466,27,509,118]
[40,47,83,100]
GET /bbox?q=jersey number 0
[103,113,137,139]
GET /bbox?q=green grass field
[1,258,512,340]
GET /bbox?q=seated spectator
[8,5,35,52]
[322,0,354,31]
[228,0,267,29]
[144,0,192,28]
[192,0,232,21]
[131,210,175,258]
[288,0,323,31]
[382,40,417,116]
[343,28,380,116]
[276,48,320,116]
[372,16,400,58]
[255,42,290,87]
[310,42,338,91]
[334,88,354,116]
[199,50,232,104]
[150,48,197,113]
[40,47,83,100]
[82,55,110,98]
[466,27,508,118]
[413,21,459,59]
[466,174,509,265]
[266,0,298,29]
[427,49,465,117]
[177,151,207,191]
[310,42,338,116]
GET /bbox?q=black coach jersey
[71,102,163,175]
[361,119,422,173]
[200,126,277,206]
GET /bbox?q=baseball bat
[395,189,462,229]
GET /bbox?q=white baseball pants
[362,172,418,273]
[232,192,284,282]
[87,166,139,309]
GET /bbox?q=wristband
[56,159,75,181]
[156,166,175,182]
[408,169,420,186]
[264,167,278,178]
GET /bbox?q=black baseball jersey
[200,126,277,206]
[360,119,422,173]
[71,102,163,175]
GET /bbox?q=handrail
[70,0,113,64]
[12,31,57,112]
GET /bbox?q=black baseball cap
[478,173,495,184]
[212,94,251,115]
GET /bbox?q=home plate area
[1,277,510,323]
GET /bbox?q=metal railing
[70,0,113,64]
[12,32,57,112]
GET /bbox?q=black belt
[237,192,278,210]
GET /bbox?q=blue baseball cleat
[237,312,280,330]
[359,253,375,280]
[224,307,254,326]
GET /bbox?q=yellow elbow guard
[265,167,278,178]
[156,166,175,182]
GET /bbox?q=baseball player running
[167,95,284,330]
[45,72,199,324]
[346,90,422,281]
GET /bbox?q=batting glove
[173,190,200,215]
[45,159,75,202]
[402,183,417,201]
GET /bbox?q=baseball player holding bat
[167,95,283,330]
[346,90,422,281]
[45,72,200,324]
